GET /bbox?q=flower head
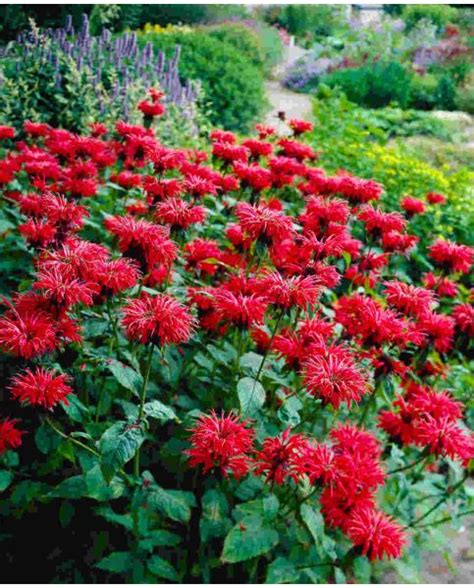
[186,411,254,478]
[0,418,24,455]
[346,507,406,560]
[10,367,72,410]
[121,293,195,346]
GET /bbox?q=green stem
[414,508,474,529]
[45,417,99,457]
[134,343,155,477]
[388,449,430,475]
[409,473,469,528]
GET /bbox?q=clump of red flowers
[0,88,472,574]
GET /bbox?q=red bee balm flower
[346,507,406,560]
[235,202,295,244]
[254,429,309,485]
[0,418,24,455]
[302,344,370,408]
[186,411,254,478]
[401,196,426,216]
[121,293,195,346]
[10,367,73,410]
[0,305,57,359]
[429,239,473,274]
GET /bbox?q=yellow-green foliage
[310,91,474,244]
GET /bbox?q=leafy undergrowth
[0,95,472,583]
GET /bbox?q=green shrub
[204,23,266,71]
[252,23,284,74]
[138,31,267,132]
[309,91,474,245]
[409,74,439,110]
[455,79,474,114]
[322,61,413,109]
[434,75,458,111]
[402,4,458,31]
[261,5,338,41]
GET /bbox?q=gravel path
[264,43,312,128]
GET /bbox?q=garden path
[264,43,313,128]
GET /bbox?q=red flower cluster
[0,90,472,567]
[379,383,474,463]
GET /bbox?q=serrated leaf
[100,421,145,482]
[0,470,13,492]
[96,551,132,573]
[147,484,195,523]
[148,555,178,581]
[62,396,89,423]
[221,516,279,563]
[139,530,181,551]
[143,400,177,423]
[49,475,86,498]
[266,557,299,583]
[35,422,61,454]
[200,489,231,542]
[240,351,264,375]
[237,376,265,417]
[106,359,143,396]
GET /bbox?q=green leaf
[240,351,264,375]
[143,400,178,424]
[96,551,132,573]
[266,557,299,583]
[300,503,324,546]
[62,396,89,424]
[0,470,13,492]
[300,503,337,559]
[200,489,232,542]
[35,422,61,454]
[49,475,86,498]
[237,376,265,417]
[100,421,145,482]
[277,395,303,427]
[85,464,125,501]
[148,555,178,582]
[221,516,279,563]
[96,506,134,531]
[106,359,143,396]
[138,530,181,551]
[147,484,195,523]
[353,556,371,583]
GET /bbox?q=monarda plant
[0,95,472,583]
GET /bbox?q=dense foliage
[0,4,250,41]
[0,88,472,583]
[137,29,267,132]
[0,16,202,141]
[309,89,474,247]
[283,7,473,114]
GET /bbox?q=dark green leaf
[96,551,132,573]
[49,475,86,498]
[147,484,195,523]
[237,376,265,417]
[62,396,89,424]
[106,359,143,396]
[100,421,145,482]
[143,400,178,424]
[221,516,279,563]
[200,489,232,542]
[148,555,178,582]
[0,470,13,492]
[266,557,299,583]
